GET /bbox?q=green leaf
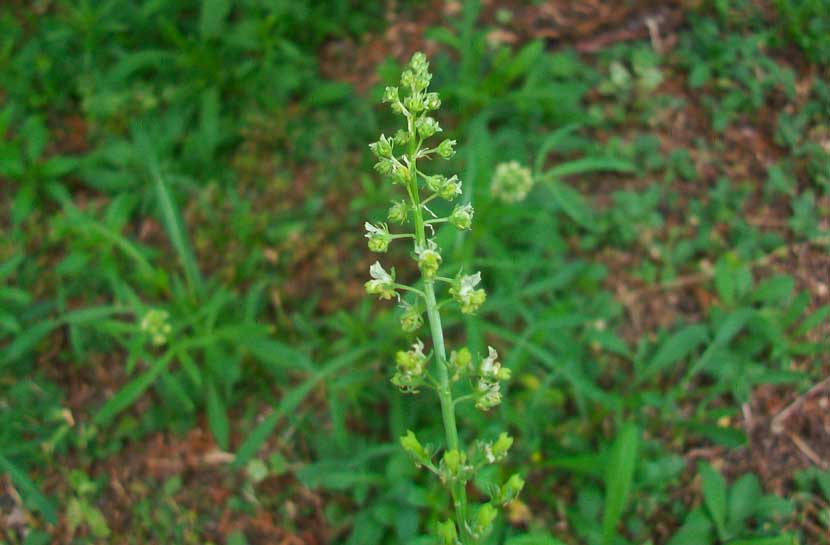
[700,463,728,541]
[544,157,636,179]
[138,130,203,297]
[304,82,353,107]
[796,305,829,336]
[726,536,797,545]
[207,381,230,450]
[751,275,794,304]
[667,508,714,545]
[727,473,761,530]
[94,352,175,425]
[602,422,639,545]
[644,324,709,381]
[0,454,58,523]
[233,347,368,468]
[0,320,56,368]
[200,0,231,38]
[551,182,597,231]
[689,308,754,377]
[41,156,79,178]
[506,534,568,545]
[534,124,582,175]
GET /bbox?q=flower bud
[415,116,441,138]
[140,309,172,346]
[400,430,429,466]
[365,222,391,253]
[393,129,410,146]
[364,261,397,300]
[492,432,514,460]
[392,340,428,393]
[475,380,502,411]
[401,69,416,89]
[479,346,501,378]
[436,139,456,159]
[388,200,408,224]
[390,161,409,184]
[448,347,472,380]
[473,503,498,536]
[409,51,428,73]
[439,176,462,200]
[404,94,424,113]
[400,303,423,332]
[374,158,393,176]
[491,161,534,203]
[415,240,442,279]
[436,520,457,545]
[382,86,399,103]
[425,174,446,193]
[449,203,474,230]
[497,474,525,505]
[439,449,472,484]
[369,134,393,158]
[449,272,486,314]
[424,92,441,111]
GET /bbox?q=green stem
[407,122,472,544]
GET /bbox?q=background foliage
[1,1,828,544]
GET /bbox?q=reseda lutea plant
[364,52,523,544]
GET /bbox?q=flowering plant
[364,52,522,544]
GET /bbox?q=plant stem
[408,132,472,543]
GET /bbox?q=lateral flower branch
[364,52,523,544]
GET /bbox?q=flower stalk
[364,52,521,544]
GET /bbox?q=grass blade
[0,454,58,523]
[602,422,639,545]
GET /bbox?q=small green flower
[365,222,391,252]
[439,176,462,201]
[448,347,472,381]
[496,473,525,505]
[364,261,397,300]
[388,200,409,224]
[404,94,425,113]
[424,92,441,111]
[415,116,441,138]
[491,432,514,460]
[491,161,534,203]
[140,309,172,346]
[475,380,502,411]
[369,134,394,158]
[400,302,424,332]
[449,272,486,314]
[400,430,430,466]
[449,203,474,230]
[393,129,410,146]
[436,520,458,545]
[439,449,473,484]
[415,240,442,279]
[472,503,498,538]
[436,138,456,159]
[374,158,393,176]
[392,339,428,393]
[382,86,399,103]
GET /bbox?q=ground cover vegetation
[0,1,828,544]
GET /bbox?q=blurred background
[1,1,829,544]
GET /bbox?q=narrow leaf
[602,422,639,545]
[0,454,57,523]
[207,381,230,450]
[699,463,728,541]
